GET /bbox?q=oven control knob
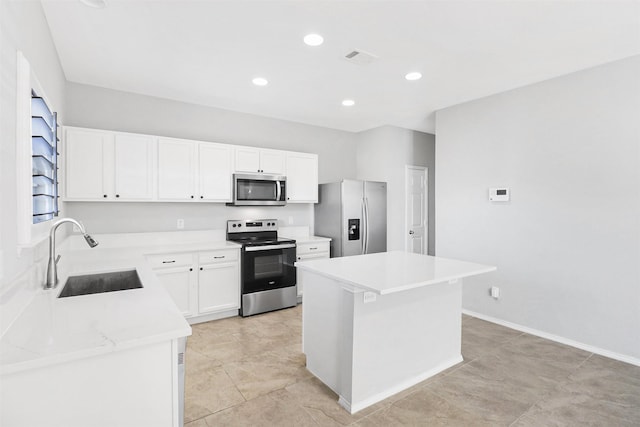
[267,222,271,226]
[238,224,242,228]
[232,224,237,228]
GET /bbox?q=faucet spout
[45,218,99,289]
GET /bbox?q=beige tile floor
[184,305,640,426]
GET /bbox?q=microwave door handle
[276,180,281,201]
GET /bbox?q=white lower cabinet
[154,266,196,317]
[295,241,330,297]
[198,249,240,314]
[149,248,240,321]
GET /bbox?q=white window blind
[30,91,59,224]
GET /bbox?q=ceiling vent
[343,49,378,65]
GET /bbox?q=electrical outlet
[177,219,185,229]
[363,292,377,304]
[490,286,500,299]
[288,216,294,225]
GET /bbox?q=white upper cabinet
[65,127,155,201]
[260,150,286,174]
[286,152,318,203]
[234,147,285,175]
[198,143,233,202]
[65,127,318,204]
[157,138,197,201]
[114,134,155,200]
[234,147,260,173]
[65,128,111,200]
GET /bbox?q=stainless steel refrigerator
[314,180,387,257]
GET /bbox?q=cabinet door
[114,134,155,200]
[286,152,318,203]
[234,147,260,173]
[198,262,239,314]
[199,143,233,201]
[295,252,329,296]
[260,150,285,175]
[65,128,112,200]
[158,138,196,200]
[154,266,195,317]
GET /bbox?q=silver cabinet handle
[213,256,225,259]
[162,260,176,264]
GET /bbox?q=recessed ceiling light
[80,0,107,8]
[405,72,422,81]
[304,34,324,47]
[342,99,355,107]
[252,77,269,86]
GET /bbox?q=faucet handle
[55,255,61,264]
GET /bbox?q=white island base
[298,251,496,414]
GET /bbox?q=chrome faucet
[45,218,99,289]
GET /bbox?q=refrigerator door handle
[361,197,366,254]
[364,197,370,254]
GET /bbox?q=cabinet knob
[103,194,107,198]
[200,196,204,199]
[200,267,203,271]
[189,268,193,271]
[116,194,120,198]
[190,195,194,199]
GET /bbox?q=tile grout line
[507,351,596,427]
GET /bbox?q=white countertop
[0,250,191,375]
[286,235,332,245]
[295,251,496,295]
[0,231,244,376]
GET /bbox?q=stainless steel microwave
[228,173,287,206]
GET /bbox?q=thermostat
[489,188,510,202]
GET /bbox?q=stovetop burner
[226,219,295,247]
[240,237,296,247]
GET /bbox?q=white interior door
[405,166,428,254]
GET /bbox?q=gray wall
[65,83,358,184]
[356,126,436,254]
[0,1,67,291]
[63,83,359,234]
[435,56,640,360]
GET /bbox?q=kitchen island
[296,251,496,414]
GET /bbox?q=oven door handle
[245,243,296,252]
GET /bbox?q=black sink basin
[59,269,143,298]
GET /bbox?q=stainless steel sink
[58,270,143,298]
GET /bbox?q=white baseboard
[339,355,464,414]
[462,309,640,367]
[187,308,238,325]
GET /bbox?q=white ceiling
[41,0,640,134]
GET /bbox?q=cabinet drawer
[147,253,193,269]
[297,242,330,256]
[297,252,329,262]
[198,249,238,265]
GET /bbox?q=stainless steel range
[227,219,297,317]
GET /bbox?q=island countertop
[295,250,496,295]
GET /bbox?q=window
[31,91,59,224]
[16,51,61,247]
